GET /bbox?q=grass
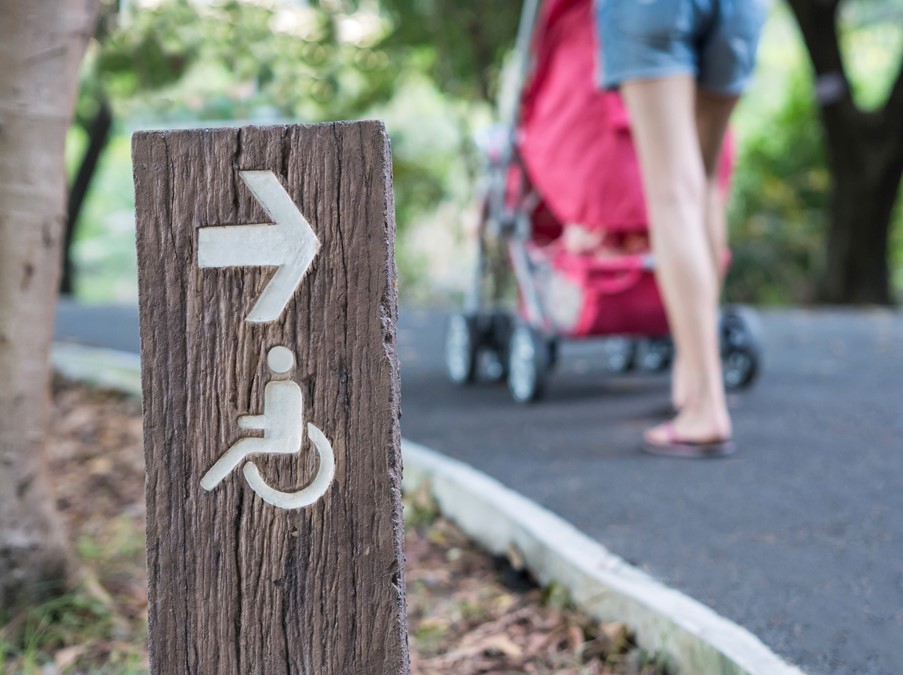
[0,586,146,674]
[0,515,148,674]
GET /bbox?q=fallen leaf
[54,645,87,670]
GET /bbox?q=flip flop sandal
[642,421,736,459]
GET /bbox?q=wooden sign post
[132,122,409,674]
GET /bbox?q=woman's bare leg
[672,89,739,409]
[697,88,738,279]
[620,76,730,442]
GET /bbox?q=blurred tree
[0,0,100,616]
[95,0,396,120]
[372,0,521,103]
[64,99,113,295]
[63,0,452,294]
[728,69,830,304]
[787,0,903,304]
[62,1,121,295]
[369,0,523,207]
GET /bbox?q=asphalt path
[56,300,903,674]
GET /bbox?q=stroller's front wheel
[602,337,637,373]
[445,313,479,385]
[507,323,549,404]
[636,337,674,372]
[721,305,763,390]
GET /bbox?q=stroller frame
[446,0,762,403]
[467,0,542,322]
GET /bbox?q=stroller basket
[528,245,668,338]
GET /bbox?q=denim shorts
[595,0,769,94]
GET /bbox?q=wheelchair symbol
[200,346,335,509]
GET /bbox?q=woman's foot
[671,350,714,413]
[643,407,733,458]
[671,355,688,411]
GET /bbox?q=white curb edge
[401,439,804,675]
[52,342,805,675]
[52,342,142,397]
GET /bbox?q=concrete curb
[402,440,804,675]
[52,342,142,397]
[52,342,804,675]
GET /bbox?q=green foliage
[72,0,479,301]
[840,0,903,111]
[726,2,903,304]
[96,2,200,99]
[727,68,831,305]
[93,0,398,121]
[540,579,574,611]
[403,482,440,530]
[893,201,903,293]
[0,588,139,674]
[0,511,148,673]
[71,134,138,303]
[71,0,903,305]
[372,0,521,102]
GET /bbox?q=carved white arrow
[198,170,320,323]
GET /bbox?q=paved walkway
[55,300,903,675]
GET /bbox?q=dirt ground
[0,379,665,674]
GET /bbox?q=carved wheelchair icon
[200,346,335,509]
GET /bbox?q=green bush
[727,69,830,305]
[726,5,903,305]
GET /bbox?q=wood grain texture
[132,122,408,674]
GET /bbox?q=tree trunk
[0,0,99,615]
[821,143,903,304]
[787,0,903,305]
[61,99,114,296]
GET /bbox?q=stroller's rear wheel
[602,337,637,373]
[484,311,514,382]
[721,305,762,390]
[547,337,560,371]
[636,337,674,372]
[445,313,479,384]
[507,322,549,404]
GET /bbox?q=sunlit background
[66,0,903,306]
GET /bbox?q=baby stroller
[444,0,763,403]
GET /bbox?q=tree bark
[61,99,114,296]
[0,0,100,614]
[821,139,903,304]
[787,0,903,304]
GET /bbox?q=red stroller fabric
[510,0,735,338]
[517,0,733,234]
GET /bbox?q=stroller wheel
[636,338,674,373]
[721,305,763,390]
[484,311,514,382]
[547,337,560,371]
[602,337,636,373]
[445,313,479,385]
[507,323,549,404]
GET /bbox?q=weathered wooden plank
[132,122,408,674]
